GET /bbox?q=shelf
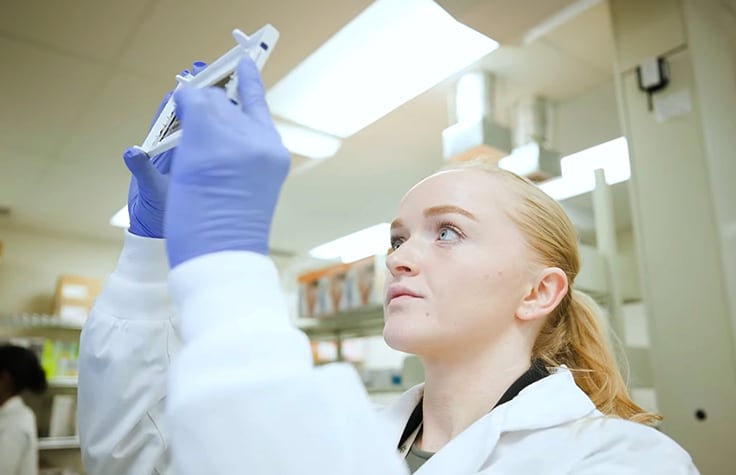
[366,387,404,394]
[0,314,83,330]
[39,436,79,450]
[49,377,78,388]
[296,305,385,339]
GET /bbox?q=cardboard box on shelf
[52,275,104,325]
[345,255,386,310]
[298,262,352,318]
[297,255,386,318]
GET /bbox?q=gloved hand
[123,61,208,238]
[165,57,291,268]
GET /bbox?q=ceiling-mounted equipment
[442,71,511,163]
[499,141,560,182]
[499,96,561,182]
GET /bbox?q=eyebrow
[390,205,478,231]
[425,205,478,221]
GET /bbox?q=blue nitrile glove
[123,61,208,238]
[165,57,291,268]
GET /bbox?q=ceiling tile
[57,71,170,165]
[0,37,108,155]
[0,145,51,208]
[0,0,152,62]
[483,40,610,100]
[116,0,371,87]
[540,2,615,74]
[438,0,580,44]
[18,156,130,241]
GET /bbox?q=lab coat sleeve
[166,251,409,475]
[78,232,177,475]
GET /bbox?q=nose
[386,240,419,277]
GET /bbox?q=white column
[609,0,736,472]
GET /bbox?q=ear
[516,267,568,322]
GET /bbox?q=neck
[417,342,532,453]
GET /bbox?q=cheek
[434,263,522,321]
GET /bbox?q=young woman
[78,57,699,474]
[0,344,47,475]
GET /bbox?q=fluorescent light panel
[266,0,499,138]
[538,137,630,201]
[309,223,390,263]
[274,121,341,159]
[110,205,129,229]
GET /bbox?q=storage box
[297,255,386,318]
[345,255,385,310]
[298,262,352,318]
[52,274,104,324]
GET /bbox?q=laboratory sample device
[136,24,279,157]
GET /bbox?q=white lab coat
[78,233,699,474]
[0,396,38,475]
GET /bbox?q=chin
[382,317,425,354]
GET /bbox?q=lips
[386,284,422,305]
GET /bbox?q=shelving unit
[48,377,78,389]
[295,305,385,362]
[295,304,384,340]
[39,436,80,450]
[0,313,84,473]
[0,314,83,330]
[0,313,83,342]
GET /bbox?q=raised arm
[162,58,409,475]
[78,234,176,475]
[77,63,207,475]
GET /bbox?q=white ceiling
[0,0,624,263]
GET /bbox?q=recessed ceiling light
[266,0,499,138]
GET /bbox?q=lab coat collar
[0,395,25,415]
[0,396,25,417]
[495,366,597,431]
[382,366,597,473]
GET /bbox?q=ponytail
[534,290,661,425]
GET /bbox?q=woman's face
[383,169,536,359]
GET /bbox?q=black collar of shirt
[398,359,550,449]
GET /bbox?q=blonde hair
[443,158,661,426]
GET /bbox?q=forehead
[398,169,510,216]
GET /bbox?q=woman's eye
[438,226,460,241]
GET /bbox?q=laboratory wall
[617,229,642,302]
[683,0,736,345]
[552,79,622,155]
[0,226,121,315]
[609,0,736,472]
